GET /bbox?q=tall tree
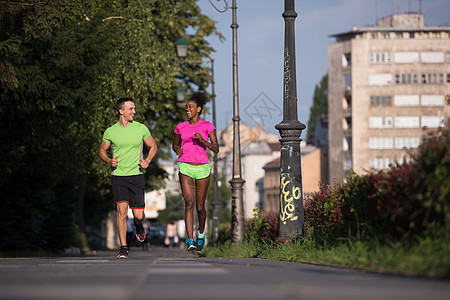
[307,73,328,143]
[0,0,216,251]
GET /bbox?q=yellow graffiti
[280,176,300,224]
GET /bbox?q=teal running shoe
[196,230,205,252]
[185,238,196,251]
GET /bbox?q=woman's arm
[172,134,183,157]
[194,130,219,154]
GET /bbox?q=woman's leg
[195,175,210,234]
[179,173,196,239]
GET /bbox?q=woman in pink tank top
[172,92,219,252]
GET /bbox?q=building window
[370,74,392,85]
[370,96,392,106]
[394,95,419,106]
[370,157,393,169]
[395,116,420,128]
[371,33,378,39]
[409,32,415,39]
[421,95,445,106]
[421,116,445,128]
[381,32,390,39]
[395,137,420,149]
[343,137,352,151]
[422,73,444,84]
[395,32,403,39]
[395,74,418,84]
[369,116,393,128]
[369,137,393,149]
[447,74,450,84]
[447,52,450,63]
[421,52,444,63]
[344,73,351,89]
[344,157,352,171]
[342,53,351,67]
[370,52,392,63]
[394,52,419,63]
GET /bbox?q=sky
[194,0,450,136]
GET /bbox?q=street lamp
[177,0,245,245]
[176,85,186,105]
[175,37,188,58]
[275,0,306,241]
[228,0,245,244]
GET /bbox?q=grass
[203,228,450,278]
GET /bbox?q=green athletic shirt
[102,121,151,176]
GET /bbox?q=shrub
[304,183,345,237]
[305,128,450,242]
[217,223,232,245]
[245,208,279,244]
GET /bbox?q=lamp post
[275,0,306,241]
[177,0,244,245]
[229,0,245,244]
[175,41,221,246]
[210,56,221,247]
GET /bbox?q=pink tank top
[174,120,215,164]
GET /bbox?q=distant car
[148,225,166,246]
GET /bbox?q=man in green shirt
[99,97,157,258]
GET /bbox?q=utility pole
[210,56,221,247]
[275,0,306,241]
[229,0,245,244]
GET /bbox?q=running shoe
[136,229,147,243]
[196,230,205,252]
[185,238,196,251]
[117,246,128,259]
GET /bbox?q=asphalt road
[0,246,449,300]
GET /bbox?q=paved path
[0,246,449,300]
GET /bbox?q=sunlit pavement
[0,246,449,300]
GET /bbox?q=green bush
[304,128,450,242]
[245,208,279,244]
[218,223,232,245]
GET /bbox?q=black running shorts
[111,174,145,209]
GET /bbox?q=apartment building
[328,12,450,182]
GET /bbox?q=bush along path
[205,128,450,278]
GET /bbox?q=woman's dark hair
[188,91,208,115]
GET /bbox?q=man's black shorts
[111,174,145,209]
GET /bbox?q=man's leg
[116,202,129,246]
[133,209,146,242]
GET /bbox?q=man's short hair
[116,97,134,114]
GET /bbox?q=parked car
[148,224,166,246]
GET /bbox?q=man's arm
[140,136,157,169]
[99,141,118,167]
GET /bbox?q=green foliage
[307,73,328,141]
[204,129,450,278]
[207,173,232,225]
[245,208,279,244]
[0,0,217,251]
[203,229,450,278]
[304,128,450,242]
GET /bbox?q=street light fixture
[176,85,186,105]
[175,37,188,59]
